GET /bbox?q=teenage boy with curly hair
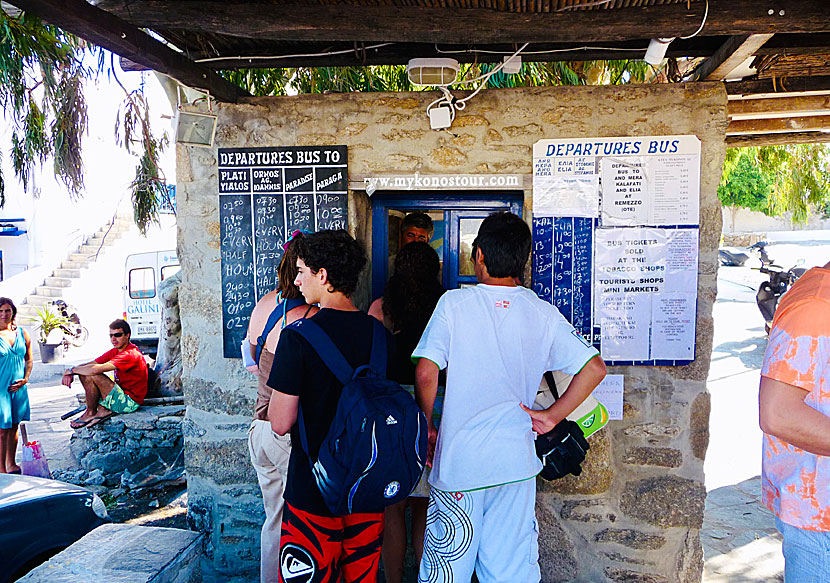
[414,212,607,583]
[267,229,395,583]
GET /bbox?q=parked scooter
[753,242,807,333]
[718,248,749,267]
[46,299,89,348]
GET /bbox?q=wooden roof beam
[728,95,830,119]
[93,0,830,45]
[690,34,773,81]
[727,115,830,135]
[7,0,248,103]
[727,132,830,147]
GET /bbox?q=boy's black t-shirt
[268,308,396,516]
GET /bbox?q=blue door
[370,192,522,299]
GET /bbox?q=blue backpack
[290,318,428,515]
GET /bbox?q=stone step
[54,267,82,278]
[17,305,40,319]
[45,277,74,287]
[60,260,88,270]
[68,253,93,264]
[86,236,107,247]
[79,244,104,256]
[36,286,65,298]
[24,294,56,307]
[19,523,202,583]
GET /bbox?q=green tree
[0,10,90,205]
[722,145,830,226]
[718,152,771,230]
[0,10,167,233]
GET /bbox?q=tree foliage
[718,152,771,214]
[722,145,830,225]
[0,9,167,232]
[218,59,654,96]
[0,10,91,203]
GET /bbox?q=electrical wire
[435,45,645,56]
[680,0,708,40]
[194,43,395,64]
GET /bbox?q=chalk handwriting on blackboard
[218,146,349,357]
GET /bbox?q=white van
[123,250,180,353]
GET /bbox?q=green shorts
[99,383,139,414]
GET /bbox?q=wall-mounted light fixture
[173,87,217,147]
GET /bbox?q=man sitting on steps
[63,319,148,428]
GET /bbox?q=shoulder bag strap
[256,295,287,364]
[543,371,561,401]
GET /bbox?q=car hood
[0,474,93,507]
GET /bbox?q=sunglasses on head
[109,332,125,338]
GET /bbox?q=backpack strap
[543,371,561,401]
[289,318,356,462]
[368,319,387,377]
[255,295,306,364]
[287,319,355,384]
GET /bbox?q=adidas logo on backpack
[291,318,428,515]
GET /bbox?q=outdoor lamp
[174,86,217,147]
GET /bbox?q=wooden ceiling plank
[728,95,830,119]
[91,0,830,45]
[7,0,248,102]
[691,33,773,81]
[727,132,830,147]
[725,76,830,96]
[755,33,830,56]
[727,114,830,135]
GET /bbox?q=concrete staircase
[18,215,134,321]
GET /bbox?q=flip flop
[70,419,92,429]
[86,412,116,427]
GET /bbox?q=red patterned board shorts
[278,503,384,583]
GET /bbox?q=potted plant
[29,305,70,363]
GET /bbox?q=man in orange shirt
[759,259,830,582]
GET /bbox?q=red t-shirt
[95,344,148,404]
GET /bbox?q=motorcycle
[46,299,89,348]
[752,242,807,333]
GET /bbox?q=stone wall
[55,405,186,494]
[177,83,727,582]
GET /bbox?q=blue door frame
[370,191,523,299]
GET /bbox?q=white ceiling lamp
[410,45,528,131]
[406,58,460,87]
[173,86,217,147]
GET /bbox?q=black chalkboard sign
[218,146,348,357]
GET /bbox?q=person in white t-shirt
[413,211,606,583]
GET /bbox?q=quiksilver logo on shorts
[280,544,316,583]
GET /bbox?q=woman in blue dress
[0,297,33,474]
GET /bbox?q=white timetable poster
[532,135,700,365]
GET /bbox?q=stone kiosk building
[178,82,726,582]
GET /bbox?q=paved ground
[22,380,81,474]
[701,233,830,583]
